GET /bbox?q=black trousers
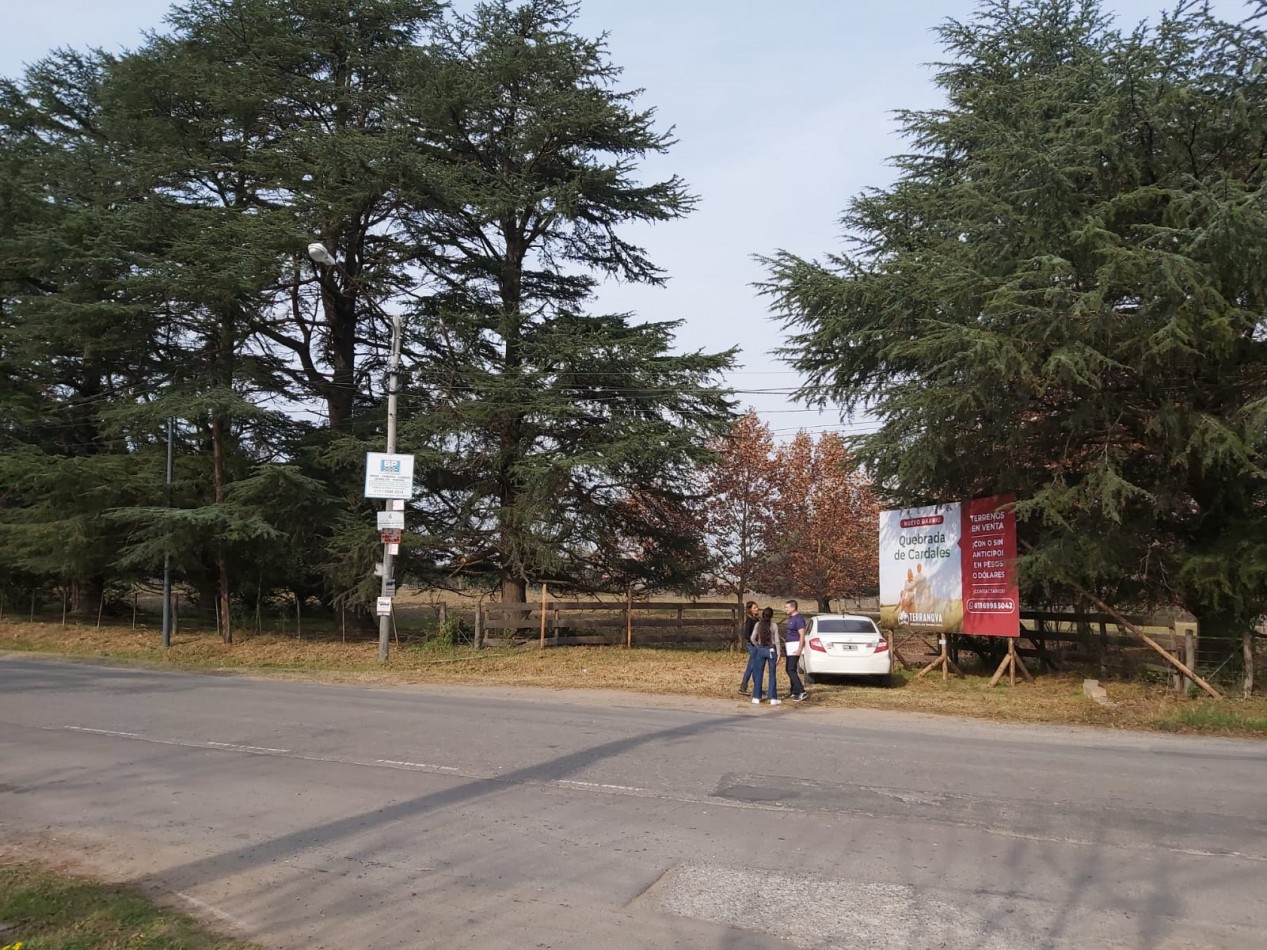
[784,655,805,695]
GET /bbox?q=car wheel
[877,674,893,688]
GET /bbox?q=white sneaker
[751,697,760,704]
[769,698,782,706]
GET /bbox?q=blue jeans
[751,647,778,700]
[740,642,757,688]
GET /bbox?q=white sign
[376,596,393,617]
[879,502,963,632]
[377,511,405,530]
[364,452,415,499]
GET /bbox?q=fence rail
[476,597,741,650]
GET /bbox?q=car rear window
[815,619,877,634]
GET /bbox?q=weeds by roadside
[0,863,256,949]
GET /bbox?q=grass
[1157,705,1267,735]
[2,620,1265,738]
[0,863,255,949]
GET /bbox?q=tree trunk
[1245,627,1256,699]
[816,595,831,613]
[326,291,357,428]
[71,574,105,616]
[211,412,233,644]
[500,573,530,634]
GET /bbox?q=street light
[308,241,404,662]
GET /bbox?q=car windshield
[815,619,877,634]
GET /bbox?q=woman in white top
[749,607,782,705]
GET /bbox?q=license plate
[837,643,857,651]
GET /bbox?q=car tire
[878,673,893,688]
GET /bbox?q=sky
[2,0,1252,440]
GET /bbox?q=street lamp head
[307,242,336,266]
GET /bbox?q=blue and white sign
[364,452,415,499]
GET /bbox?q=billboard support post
[915,634,963,681]
[987,637,1034,688]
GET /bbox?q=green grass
[0,864,256,949]
[1157,705,1267,735]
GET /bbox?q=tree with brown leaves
[699,412,780,625]
[761,432,879,612]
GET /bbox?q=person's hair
[785,599,798,610]
[746,601,758,612]
[754,612,776,646]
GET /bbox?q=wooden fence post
[474,605,484,651]
[1243,627,1255,699]
[96,590,105,630]
[540,584,548,650]
[625,584,633,649]
[1177,622,1197,694]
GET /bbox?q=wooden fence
[475,597,742,650]
[890,609,1222,693]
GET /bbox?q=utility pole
[377,314,403,662]
[308,241,408,663]
[161,416,174,649]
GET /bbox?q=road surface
[1,655,1264,948]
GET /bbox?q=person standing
[749,607,782,705]
[738,601,760,694]
[783,599,809,701]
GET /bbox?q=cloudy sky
[3,0,1251,439]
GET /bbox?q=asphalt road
[1,656,1264,949]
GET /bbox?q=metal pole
[161,416,174,649]
[377,314,403,663]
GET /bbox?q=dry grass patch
[3,621,1265,737]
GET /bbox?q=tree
[759,431,879,612]
[397,0,736,604]
[698,412,780,613]
[761,0,1267,644]
[0,49,166,614]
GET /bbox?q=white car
[799,614,892,686]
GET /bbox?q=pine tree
[395,0,736,604]
[762,0,1267,641]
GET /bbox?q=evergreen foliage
[762,0,1267,637]
[0,0,735,623]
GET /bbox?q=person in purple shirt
[783,599,809,701]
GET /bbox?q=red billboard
[959,495,1019,637]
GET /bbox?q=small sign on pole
[384,578,396,596]
[377,511,405,530]
[364,452,415,499]
[379,528,403,545]
[376,596,393,617]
